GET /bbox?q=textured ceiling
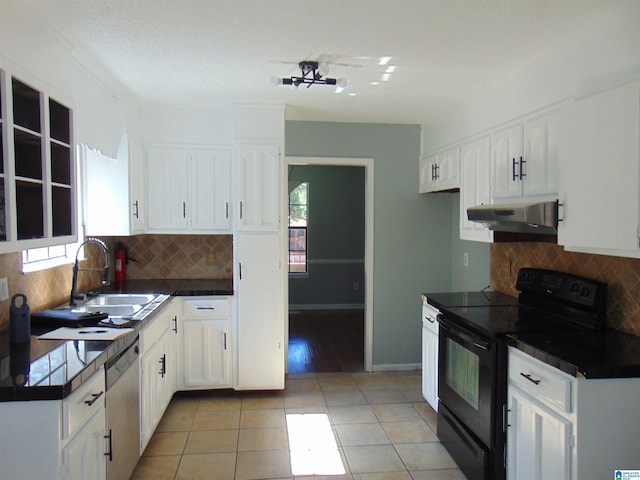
[23,0,633,124]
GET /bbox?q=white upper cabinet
[460,135,493,242]
[491,111,559,203]
[189,148,232,231]
[146,146,189,231]
[420,146,460,193]
[84,137,145,236]
[557,81,640,256]
[145,145,232,233]
[491,123,524,200]
[236,144,280,232]
[0,71,77,253]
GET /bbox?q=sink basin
[71,304,143,317]
[84,294,157,306]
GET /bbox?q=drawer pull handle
[196,306,216,310]
[84,391,104,406]
[520,372,541,385]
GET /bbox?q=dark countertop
[508,329,640,379]
[96,278,233,296]
[426,289,640,380]
[0,279,233,402]
[423,290,518,309]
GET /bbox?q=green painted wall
[286,121,453,367]
[450,193,491,291]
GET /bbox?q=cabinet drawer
[183,297,229,317]
[140,304,173,351]
[62,368,105,439]
[508,347,573,413]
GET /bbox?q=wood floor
[288,309,365,374]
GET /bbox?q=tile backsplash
[106,234,233,280]
[491,242,640,336]
[0,235,233,330]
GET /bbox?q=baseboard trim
[372,363,422,372]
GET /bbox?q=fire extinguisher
[115,242,127,282]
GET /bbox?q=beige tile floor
[130,371,465,480]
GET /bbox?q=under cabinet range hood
[467,200,559,235]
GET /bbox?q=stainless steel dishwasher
[105,337,140,480]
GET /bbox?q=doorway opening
[285,157,374,373]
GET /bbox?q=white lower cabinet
[507,347,640,480]
[0,368,106,480]
[179,296,232,389]
[507,386,572,480]
[62,406,108,480]
[139,301,177,453]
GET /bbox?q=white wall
[0,0,73,103]
[422,3,640,152]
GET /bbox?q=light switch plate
[0,277,8,301]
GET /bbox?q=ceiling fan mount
[272,58,348,89]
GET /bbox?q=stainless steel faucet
[69,237,110,306]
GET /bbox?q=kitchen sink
[83,294,157,306]
[71,304,143,317]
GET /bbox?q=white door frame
[285,156,374,372]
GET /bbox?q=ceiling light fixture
[272,61,346,89]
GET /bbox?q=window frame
[288,182,308,275]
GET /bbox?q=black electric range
[433,268,611,480]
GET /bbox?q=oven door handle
[439,320,490,351]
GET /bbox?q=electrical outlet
[206,250,217,265]
[0,277,8,301]
[463,253,469,267]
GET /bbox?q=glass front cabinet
[0,70,76,253]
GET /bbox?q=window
[21,241,81,273]
[289,182,308,273]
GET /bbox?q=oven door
[438,317,496,448]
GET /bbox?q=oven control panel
[516,268,607,311]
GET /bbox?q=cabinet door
[139,340,163,452]
[437,146,461,190]
[558,82,640,255]
[145,146,189,231]
[421,326,438,411]
[62,408,107,480]
[84,145,130,236]
[460,136,492,242]
[507,386,572,480]
[182,318,230,387]
[236,233,285,389]
[236,144,280,231]
[523,111,559,199]
[158,329,176,412]
[190,148,232,231]
[419,153,438,193]
[491,123,524,201]
[128,139,145,234]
